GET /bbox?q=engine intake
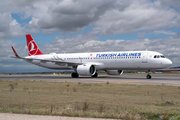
[77,64,96,76]
[105,70,123,75]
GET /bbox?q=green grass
[0,80,180,120]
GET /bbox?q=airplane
[11,34,172,79]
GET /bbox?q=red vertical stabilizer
[26,34,44,56]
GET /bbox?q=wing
[11,46,82,66]
[24,57,82,66]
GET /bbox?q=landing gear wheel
[146,75,151,79]
[91,73,98,77]
[71,73,79,78]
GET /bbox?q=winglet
[11,46,20,58]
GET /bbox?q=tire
[91,73,98,77]
[146,75,151,79]
[71,73,79,78]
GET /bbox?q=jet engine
[105,70,123,75]
[77,64,96,76]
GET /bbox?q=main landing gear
[71,72,79,78]
[146,70,151,79]
[91,73,98,78]
[71,73,98,78]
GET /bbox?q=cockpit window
[154,55,165,58]
[161,55,165,58]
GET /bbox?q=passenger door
[142,52,148,63]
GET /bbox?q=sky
[0,0,180,73]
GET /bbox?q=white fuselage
[25,51,172,71]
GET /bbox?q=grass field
[0,80,180,120]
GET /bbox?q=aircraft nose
[165,59,172,67]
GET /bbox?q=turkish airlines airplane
[11,34,172,79]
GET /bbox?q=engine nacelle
[77,64,96,76]
[105,70,123,75]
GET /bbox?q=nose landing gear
[146,74,151,79]
[146,70,151,79]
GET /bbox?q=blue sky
[0,0,180,73]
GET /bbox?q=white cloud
[0,13,26,39]
[95,0,180,36]
[28,0,117,32]
[138,34,145,39]
[0,0,180,38]
[153,30,176,35]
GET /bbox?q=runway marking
[118,80,140,84]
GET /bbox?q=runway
[1,74,180,86]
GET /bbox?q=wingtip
[11,46,19,57]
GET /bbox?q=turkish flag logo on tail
[26,34,44,56]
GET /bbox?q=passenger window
[154,55,156,58]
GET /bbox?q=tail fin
[26,34,44,56]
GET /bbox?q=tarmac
[0,74,180,86]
